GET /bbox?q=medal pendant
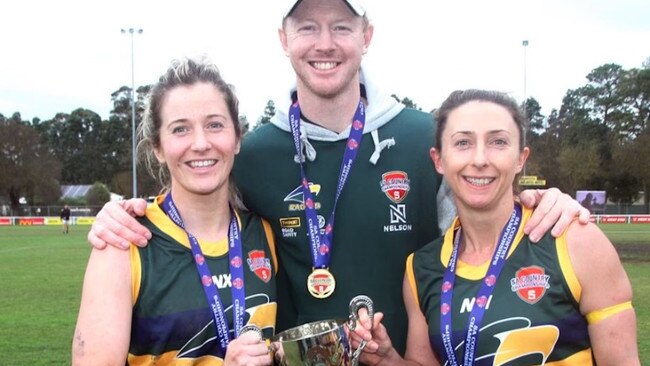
[307,268,336,299]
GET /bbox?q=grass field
[0,224,648,365]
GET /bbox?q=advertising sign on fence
[17,217,45,226]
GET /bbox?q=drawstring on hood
[294,124,317,163]
[271,67,404,165]
[369,129,395,165]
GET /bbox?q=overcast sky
[1,0,649,125]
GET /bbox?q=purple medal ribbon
[439,203,522,365]
[288,100,365,269]
[162,194,246,356]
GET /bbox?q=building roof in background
[60,185,92,199]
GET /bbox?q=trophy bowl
[271,319,350,366]
[270,295,373,366]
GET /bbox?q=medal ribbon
[162,194,246,355]
[439,203,522,365]
[288,100,365,269]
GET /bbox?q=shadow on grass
[614,243,650,263]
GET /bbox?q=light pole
[121,27,143,198]
[522,40,529,109]
[522,39,529,176]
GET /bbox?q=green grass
[0,226,90,365]
[0,224,648,364]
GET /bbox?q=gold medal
[307,268,336,299]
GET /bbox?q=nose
[472,142,488,167]
[314,29,335,51]
[191,130,210,151]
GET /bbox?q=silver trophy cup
[271,295,374,366]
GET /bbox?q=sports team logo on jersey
[284,182,323,212]
[380,171,410,203]
[247,250,272,283]
[510,266,551,304]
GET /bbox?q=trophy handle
[347,295,374,366]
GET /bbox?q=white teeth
[466,177,493,186]
[312,62,337,70]
[189,160,216,168]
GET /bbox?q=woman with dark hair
[356,90,638,366]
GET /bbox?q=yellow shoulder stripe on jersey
[405,253,419,309]
[130,244,141,306]
[586,301,633,324]
[555,232,581,302]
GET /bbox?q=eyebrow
[168,114,229,125]
[451,129,509,136]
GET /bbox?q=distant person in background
[60,204,71,234]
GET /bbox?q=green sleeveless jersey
[407,206,594,365]
[233,108,442,355]
[127,198,277,365]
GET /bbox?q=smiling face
[280,0,373,99]
[431,101,529,212]
[153,82,240,201]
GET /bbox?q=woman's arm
[72,244,133,365]
[566,222,640,366]
[402,275,440,366]
[353,275,438,366]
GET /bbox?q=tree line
[1,59,648,213]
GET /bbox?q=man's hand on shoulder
[88,198,151,250]
[519,188,590,242]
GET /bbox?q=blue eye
[492,138,508,146]
[208,121,224,129]
[172,126,188,134]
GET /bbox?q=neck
[169,189,231,242]
[456,197,516,264]
[295,80,362,133]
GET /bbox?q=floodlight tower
[121,27,143,198]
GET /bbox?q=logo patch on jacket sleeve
[247,250,272,283]
[510,266,550,304]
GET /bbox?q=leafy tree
[557,143,602,194]
[522,97,545,134]
[239,115,250,135]
[390,94,422,110]
[0,119,61,210]
[36,109,105,184]
[618,67,650,138]
[256,100,276,129]
[615,131,650,212]
[86,182,111,206]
